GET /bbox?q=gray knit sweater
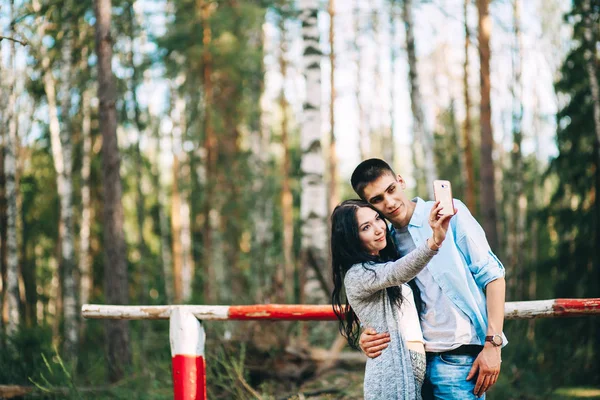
[344,243,438,400]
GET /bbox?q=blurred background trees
[0,0,598,398]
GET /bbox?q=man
[351,159,506,399]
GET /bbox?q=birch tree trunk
[462,0,476,212]
[0,20,6,327]
[354,0,369,160]
[79,88,93,310]
[527,88,541,341]
[5,4,20,334]
[371,8,383,159]
[170,85,194,303]
[59,20,78,358]
[94,0,132,381]
[34,0,78,355]
[252,22,275,302]
[477,0,499,250]
[278,18,294,302]
[299,0,329,303]
[388,0,398,167]
[77,20,94,328]
[403,0,435,198]
[328,0,339,212]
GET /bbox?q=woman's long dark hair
[331,199,420,349]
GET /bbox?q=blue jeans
[422,353,484,399]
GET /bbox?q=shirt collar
[390,197,426,235]
[408,197,426,228]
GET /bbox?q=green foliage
[0,326,56,385]
[540,0,600,388]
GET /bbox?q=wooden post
[170,308,206,400]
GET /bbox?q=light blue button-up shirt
[390,197,507,345]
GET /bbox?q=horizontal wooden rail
[82,298,600,321]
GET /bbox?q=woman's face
[356,207,387,256]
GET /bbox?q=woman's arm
[345,243,436,296]
[346,202,453,297]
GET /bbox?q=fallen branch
[0,36,28,46]
[277,387,341,400]
[0,385,34,398]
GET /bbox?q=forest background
[0,0,599,398]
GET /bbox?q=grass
[553,387,600,399]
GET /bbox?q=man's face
[361,173,415,227]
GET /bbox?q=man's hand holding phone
[433,180,456,217]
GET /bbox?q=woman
[331,199,452,399]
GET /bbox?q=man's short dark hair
[351,158,396,199]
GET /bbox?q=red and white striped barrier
[81,298,600,400]
[170,308,206,400]
[82,298,600,321]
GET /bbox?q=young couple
[330,159,506,399]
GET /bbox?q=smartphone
[433,180,455,216]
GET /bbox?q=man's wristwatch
[485,334,503,347]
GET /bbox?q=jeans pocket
[438,353,474,366]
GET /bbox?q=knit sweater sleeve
[345,243,437,298]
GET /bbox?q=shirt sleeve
[345,243,437,298]
[452,199,505,288]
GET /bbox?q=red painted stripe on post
[553,298,600,316]
[228,304,338,320]
[172,355,206,400]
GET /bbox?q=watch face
[492,335,503,346]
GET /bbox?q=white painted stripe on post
[82,304,230,320]
[504,300,554,319]
[170,308,206,357]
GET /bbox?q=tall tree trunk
[35,0,78,356]
[462,0,476,212]
[127,1,150,309]
[170,86,194,303]
[370,8,383,159]
[198,0,216,303]
[328,0,338,212]
[582,0,600,268]
[127,2,152,368]
[509,0,526,299]
[388,0,398,167]
[171,151,183,303]
[179,167,194,302]
[78,21,94,314]
[299,0,329,303]
[278,18,294,302]
[354,0,369,160]
[477,0,499,250]
[94,0,131,382]
[0,22,7,328]
[59,19,78,358]
[527,87,541,341]
[153,122,174,304]
[403,0,435,198]
[5,2,20,334]
[252,22,275,302]
[79,88,93,310]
